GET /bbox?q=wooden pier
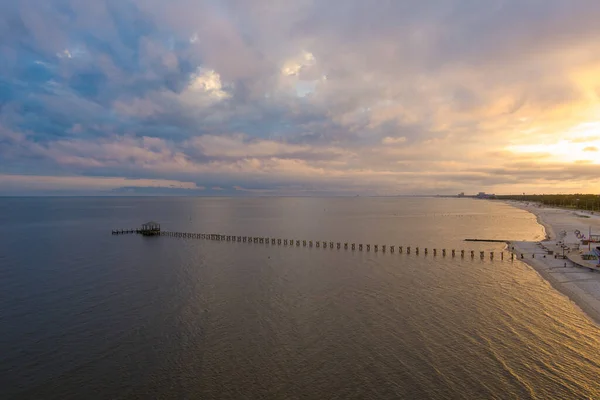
[110,223,533,261]
[111,229,138,235]
[112,221,160,236]
[464,239,509,243]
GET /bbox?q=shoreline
[504,201,600,326]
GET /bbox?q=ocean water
[1,197,599,399]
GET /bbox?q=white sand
[505,201,600,326]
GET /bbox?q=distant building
[458,192,465,198]
[476,192,496,199]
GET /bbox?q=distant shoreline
[504,200,600,327]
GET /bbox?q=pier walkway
[111,226,520,261]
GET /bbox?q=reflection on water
[0,197,598,399]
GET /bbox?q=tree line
[496,194,600,211]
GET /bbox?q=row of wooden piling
[156,231,515,260]
[112,229,137,234]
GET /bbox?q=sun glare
[508,121,600,164]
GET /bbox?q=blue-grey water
[1,197,599,399]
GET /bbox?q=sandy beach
[506,201,600,326]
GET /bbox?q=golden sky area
[0,0,599,195]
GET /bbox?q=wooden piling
[116,227,521,267]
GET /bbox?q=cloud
[281,51,316,77]
[382,136,407,145]
[569,136,600,144]
[185,68,230,100]
[2,0,600,195]
[0,174,199,192]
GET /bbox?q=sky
[1,0,600,196]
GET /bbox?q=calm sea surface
[1,197,599,399]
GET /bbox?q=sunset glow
[508,121,600,164]
[1,1,599,195]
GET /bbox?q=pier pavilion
[140,221,161,236]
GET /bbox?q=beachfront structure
[140,221,161,236]
[476,192,496,199]
[582,247,600,263]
